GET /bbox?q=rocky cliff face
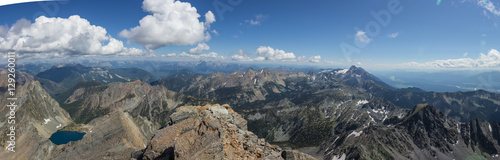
[321,104,500,160]
[49,110,154,159]
[140,104,317,160]
[0,78,72,160]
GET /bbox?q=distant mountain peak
[247,67,257,73]
[349,65,358,70]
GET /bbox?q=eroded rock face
[321,104,500,160]
[49,111,152,160]
[0,80,72,160]
[141,104,317,160]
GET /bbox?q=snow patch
[357,100,369,106]
[369,115,375,123]
[319,69,334,73]
[325,137,340,156]
[489,124,493,132]
[347,130,363,138]
[335,69,349,75]
[115,74,131,81]
[332,153,346,160]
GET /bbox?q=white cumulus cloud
[477,0,500,16]
[189,42,210,54]
[355,30,371,44]
[119,0,215,50]
[309,55,322,63]
[231,54,253,61]
[205,11,216,25]
[163,51,225,60]
[297,55,322,63]
[231,49,265,62]
[244,14,268,26]
[404,49,500,68]
[211,30,218,36]
[231,47,322,63]
[256,46,296,61]
[0,15,150,59]
[231,55,265,62]
[387,32,400,38]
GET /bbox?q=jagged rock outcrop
[321,104,500,160]
[141,104,317,160]
[0,78,72,160]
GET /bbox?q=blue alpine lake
[49,131,86,145]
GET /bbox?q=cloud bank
[0,15,150,59]
[404,49,500,68]
[163,52,225,60]
[230,46,321,63]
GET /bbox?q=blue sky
[0,0,499,70]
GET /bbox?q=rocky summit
[140,104,317,160]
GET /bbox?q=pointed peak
[247,67,256,72]
[405,104,442,120]
[348,65,366,72]
[349,65,358,70]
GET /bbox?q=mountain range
[35,64,157,95]
[1,64,500,159]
